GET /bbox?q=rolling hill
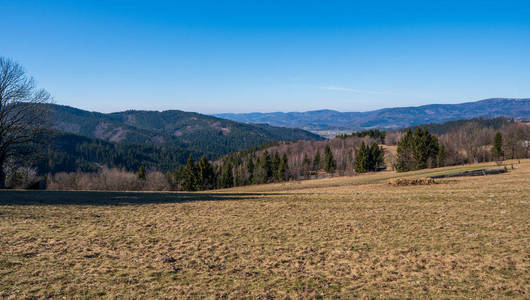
[48,104,322,153]
[215,98,530,135]
[38,104,323,174]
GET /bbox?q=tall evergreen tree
[324,145,336,174]
[396,129,414,172]
[246,157,254,184]
[312,149,321,171]
[411,127,439,169]
[259,151,272,181]
[369,142,385,170]
[252,156,263,184]
[181,154,198,191]
[220,160,234,188]
[354,141,368,173]
[271,152,280,181]
[301,153,311,178]
[492,131,504,160]
[354,141,384,173]
[277,153,289,182]
[197,155,215,190]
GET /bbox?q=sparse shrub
[144,171,171,191]
[5,166,39,189]
[47,168,171,191]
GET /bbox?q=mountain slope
[48,104,323,157]
[34,130,200,174]
[215,98,530,133]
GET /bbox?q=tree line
[165,139,390,191]
[1,56,529,190]
[337,129,386,144]
[39,123,529,191]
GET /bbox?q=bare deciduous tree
[0,57,51,188]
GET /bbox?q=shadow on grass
[0,190,285,206]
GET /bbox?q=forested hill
[400,117,520,135]
[40,104,322,174]
[215,98,530,134]
[35,130,202,174]
[48,104,322,152]
[211,117,529,187]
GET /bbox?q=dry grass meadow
[1,160,529,298]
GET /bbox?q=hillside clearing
[1,160,529,298]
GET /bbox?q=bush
[47,168,171,191]
[5,166,40,189]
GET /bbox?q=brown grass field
[1,160,529,298]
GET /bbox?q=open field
[1,160,529,298]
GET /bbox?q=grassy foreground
[1,160,529,298]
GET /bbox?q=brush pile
[389,177,435,186]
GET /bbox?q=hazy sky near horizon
[1,0,529,113]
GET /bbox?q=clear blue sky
[1,0,529,113]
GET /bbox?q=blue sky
[1,0,529,113]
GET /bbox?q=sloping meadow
[1,160,529,298]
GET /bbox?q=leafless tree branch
[0,57,52,188]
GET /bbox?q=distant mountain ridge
[214,98,530,134]
[47,104,323,159]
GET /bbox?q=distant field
[1,160,529,298]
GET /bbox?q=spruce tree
[354,141,367,173]
[324,145,336,174]
[182,154,198,191]
[396,129,414,172]
[396,127,440,172]
[220,161,234,188]
[412,128,427,169]
[355,141,385,173]
[492,131,504,160]
[246,157,254,184]
[260,151,272,181]
[271,152,280,181]
[312,149,321,171]
[197,155,215,190]
[252,156,265,184]
[301,153,311,178]
[370,142,385,170]
[278,153,288,182]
